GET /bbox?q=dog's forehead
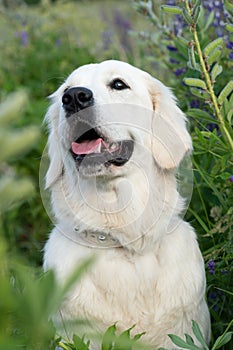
[66,60,147,86]
[66,63,98,85]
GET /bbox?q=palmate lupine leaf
[101,324,146,350]
[191,321,208,350]
[73,334,90,350]
[168,320,209,350]
[168,334,200,350]
[102,324,117,350]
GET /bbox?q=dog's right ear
[44,102,63,189]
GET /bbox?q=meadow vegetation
[0,0,232,349]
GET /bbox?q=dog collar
[74,228,122,249]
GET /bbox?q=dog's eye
[109,79,130,91]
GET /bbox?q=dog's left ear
[146,75,192,169]
[44,102,64,189]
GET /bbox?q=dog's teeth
[109,142,118,151]
[95,142,101,153]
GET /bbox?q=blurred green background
[0,0,156,265]
[0,0,232,348]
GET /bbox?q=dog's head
[45,60,192,188]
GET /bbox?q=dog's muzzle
[62,87,134,174]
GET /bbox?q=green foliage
[100,325,146,350]
[0,91,39,211]
[135,0,233,349]
[159,320,233,350]
[0,0,233,349]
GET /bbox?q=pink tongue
[72,138,107,155]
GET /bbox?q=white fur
[43,60,210,349]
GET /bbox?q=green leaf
[193,5,201,23]
[133,332,146,342]
[73,334,90,350]
[193,0,201,11]
[203,37,224,57]
[188,45,201,71]
[190,88,210,100]
[206,48,222,66]
[191,320,208,350]
[176,35,189,48]
[202,9,215,32]
[217,172,232,180]
[168,334,200,350]
[227,109,233,124]
[160,5,182,15]
[225,0,233,12]
[211,63,223,82]
[184,78,207,90]
[218,81,233,105]
[226,23,233,33]
[212,332,233,349]
[102,324,117,350]
[186,108,215,124]
[182,8,194,25]
[185,334,195,345]
[173,37,189,58]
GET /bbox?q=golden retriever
[43,60,210,349]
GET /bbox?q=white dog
[43,60,210,349]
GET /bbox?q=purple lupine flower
[226,41,233,49]
[113,10,132,53]
[229,52,233,60]
[208,260,216,274]
[202,0,229,38]
[166,45,177,52]
[229,175,233,182]
[170,58,180,64]
[206,123,219,131]
[102,30,113,50]
[21,30,28,46]
[15,30,29,46]
[174,67,187,76]
[190,100,200,109]
[55,38,61,46]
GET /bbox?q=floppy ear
[44,102,63,189]
[146,76,192,169]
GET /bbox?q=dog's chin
[70,140,134,177]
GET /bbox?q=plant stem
[184,0,233,151]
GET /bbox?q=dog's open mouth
[70,127,134,169]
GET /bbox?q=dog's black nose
[62,87,94,114]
